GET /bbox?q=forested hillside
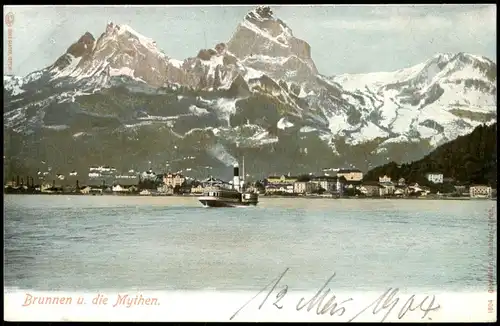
[364,123,497,188]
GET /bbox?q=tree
[363,123,497,187]
[138,178,158,190]
[344,187,361,197]
[433,182,456,194]
[254,180,265,193]
[296,174,312,182]
[312,187,326,195]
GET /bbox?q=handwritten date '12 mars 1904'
[230,268,441,322]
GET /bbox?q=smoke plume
[207,143,238,167]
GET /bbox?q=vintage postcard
[3,4,497,322]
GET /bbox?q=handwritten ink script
[22,293,160,308]
[230,268,440,322]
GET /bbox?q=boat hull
[198,196,257,208]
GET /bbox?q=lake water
[4,195,497,293]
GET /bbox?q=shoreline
[3,192,494,201]
[263,195,492,200]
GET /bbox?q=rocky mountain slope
[3,6,497,181]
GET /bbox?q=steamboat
[198,158,259,208]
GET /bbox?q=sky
[3,4,497,77]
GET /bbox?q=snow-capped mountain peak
[247,5,275,21]
[334,52,495,93]
[431,52,454,62]
[330,51,496,147]
[228,6,318,78]
[3,7,496,179]
[103,22,161,54]
[242,5,294,45]
[45,21,182,88]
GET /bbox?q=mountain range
[3,6,497,181]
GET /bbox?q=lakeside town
[3,165,496,200]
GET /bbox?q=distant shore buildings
[469,185,493,198]
[3,163,496,199]
[426,172,444,184]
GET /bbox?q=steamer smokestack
[241,156,245,191]
[233,164,240,192]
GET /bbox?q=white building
[311,177,336,192]
[337,169,363,182]
[116,175,137,179]
[293,182,307,194]
[379,182,396,197]
[394,188,406,196]
[112,185,127,192]
[293,181,320,194]
[379,175,391,183]
[425,172,443,184]
[469,185,492,198]
[139,189,152,196]
[408,183,431,196]
[141,170,157,180]
[408,183,423,193]
[163,173,185,187]
[266,184,294,194]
